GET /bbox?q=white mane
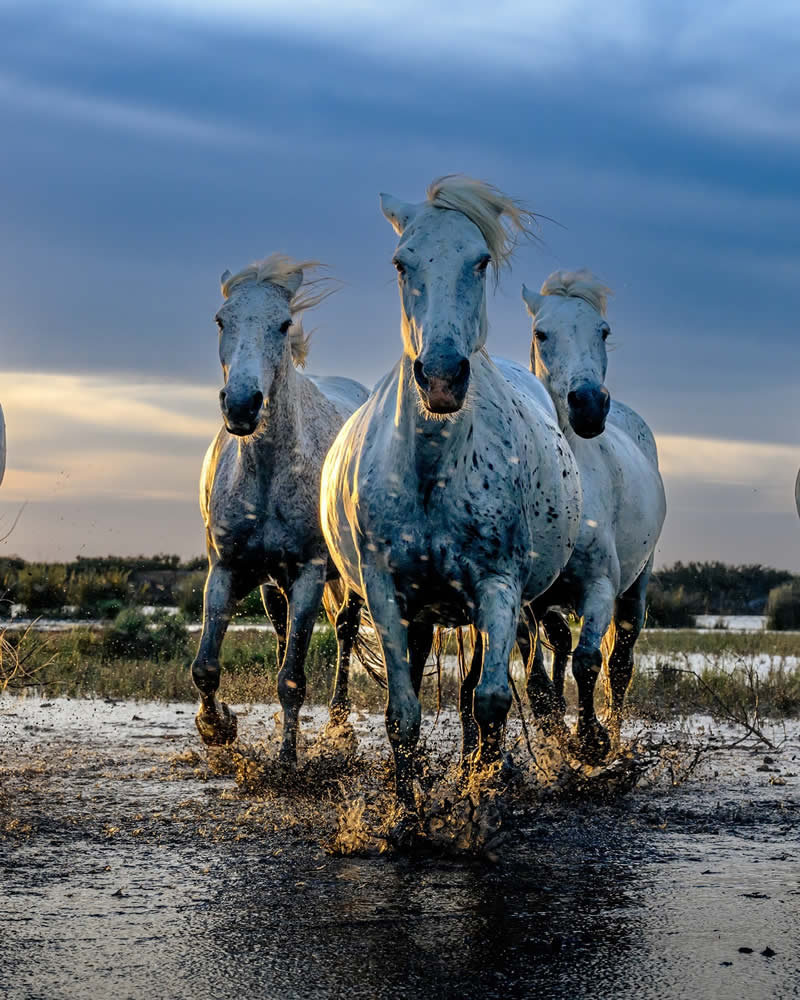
[426,175,536,276]
[540,269,612,315]
[221,253,333,368]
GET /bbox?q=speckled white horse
[519,270,666,759]
[191,255,369,761]
[322,177,581,823]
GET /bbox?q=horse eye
[279,319,292,334]
[393,259,406,276]
[215,318,224,332]
[476,256,491,273]
[534,330,548,342]
[601,327,611,341]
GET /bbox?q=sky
[1,0,799,568]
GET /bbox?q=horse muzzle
[220,387,264,436]
[413,356,470,414]
[567,383,610,438]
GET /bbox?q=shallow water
[1,697,798,999]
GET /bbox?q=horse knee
[473,683,512,728]
[385,690,421,748]
[192,657,220,695]
[572,646,602,686]
[278,669,306,708]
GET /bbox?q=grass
[3,623,800,723]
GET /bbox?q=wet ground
[1,697,799,1000]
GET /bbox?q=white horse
[321,177,581,822]
[519,270,666,759]
[192,255,369,761]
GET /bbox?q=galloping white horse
[321,177,581,820]
[192,255,369,760]
[520,270,666,759]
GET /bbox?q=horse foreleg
[277,562,326,765]
[572,580,616,762]
[192,562,238,746]
[473,577,520,765]
[361,567,418,817]
[329,589,362,724]
[607,558,652,744]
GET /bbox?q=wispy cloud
[0,71,273,147]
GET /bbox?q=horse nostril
[219,389,227,409]
[249,391,263,415]
[455,358,470,385]
[413,359,428,389]
[567,390,579,409]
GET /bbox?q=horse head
[214,255,318,436]
[381,175,534,416]
[523,269,612,438]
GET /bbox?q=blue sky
[1,0,799,566]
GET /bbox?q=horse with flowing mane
[321,177,581,829]
[191,254,369,761]
[518,269,666,759]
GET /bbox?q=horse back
[608,399,659,469]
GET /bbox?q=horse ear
[284,268,304,296]
[521,284,544,316]
[220,269,232,289]
[379,193,417,235]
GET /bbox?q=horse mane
[426,175,536,276]
[220,253,334,368]
[540,269,612,315]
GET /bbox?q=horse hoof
[195,701,238,746]
[326,706,352,730]
[388,809,423,850]
[501,750,518,776]
[572,721,611,763]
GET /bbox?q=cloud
[0,71,274,147]
[656,433,800,514]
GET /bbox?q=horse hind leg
[261,584,288,674]
[192,562,238,746]
[522,611,561,729]
[542,609,572,715]
[459,627,482,764]
[571,580,616,762]
[606,559,652,745]
[328,588,362,725]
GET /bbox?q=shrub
[102,608,190,662]
[645,584,695,628]
[766,581,800,631]
[14,563,68,614]
[235,587,265,619]
[176,572,206,620]
[66,568,131,619]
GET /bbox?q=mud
[1,697,799,1000]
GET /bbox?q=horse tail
[600,617,617,705]
[322,580,387,689]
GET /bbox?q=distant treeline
[646,561,794,627]
[0,553,207,619]
[1,555,799,628]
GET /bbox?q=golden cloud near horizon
[0,372,798,516]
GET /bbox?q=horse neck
[396,355,475,487]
